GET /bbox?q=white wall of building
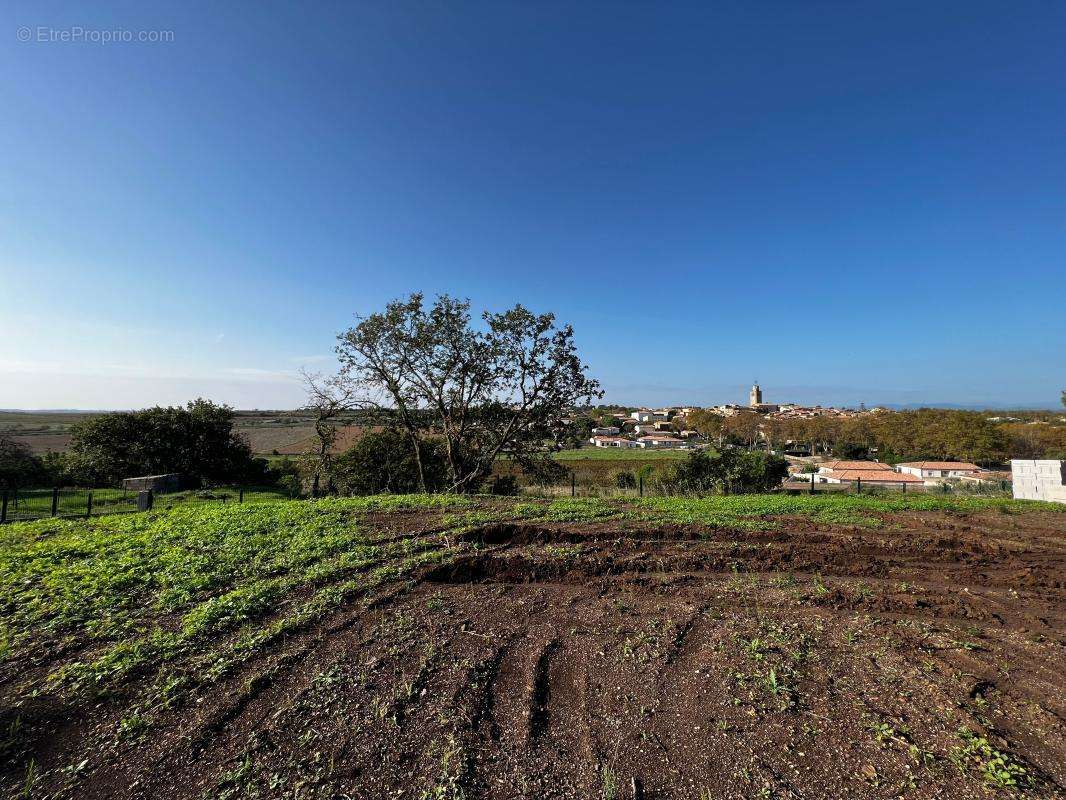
[1011,460,1066,504]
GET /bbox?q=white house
[630,410,667,423]
[1011,460,1066,504]
[590,435,640,449]
[812,461,919,486]
[633,423,670,435]
[591,426,620,436]
[636,435,685,449]
[895,461,980,484]
[816,469,923,487]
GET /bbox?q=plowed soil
[3,506,1065,799]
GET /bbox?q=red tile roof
[819,461,892,471]
[829,469,924,483]
[897,461,980,471]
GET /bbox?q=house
[636,435,685,449]
[896,462,980,483]
[591,426,620,436]
[812,460,915,486]
[1011,460,1066,504]
[590,435,640,449]
[960,470,1011,486]
[817,460,891,475]
[630,410,667,423]
[817,469,923,486]
[633,422,674,435]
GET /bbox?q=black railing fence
[0,473,1008,524]
[0,485,289,524]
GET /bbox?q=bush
[487,475,521,496]
[615,470,637,489]
[832,440,870,459]
[666,449,789,495]
[0,437,46,488]
[332,430,448,495]
[64,399,261,487]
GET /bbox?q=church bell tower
[749,382,762,407]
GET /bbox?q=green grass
[466,493,1066,530]
[0,495,471,708]
[2,490,1060,722]
[2,485,293,522]
[640,493,1065,529]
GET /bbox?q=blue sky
[2,1,1064,410]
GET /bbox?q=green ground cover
[1,486,292,523]
[3,490,1061,722]
[0,495,473,727]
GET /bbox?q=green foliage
[832,440,870,459]
[64,399,267,487]
[333,429,449,495]
[775,409,1018,465]
[665,449,790,495]
[334,293,601,492]
[487,474,521,496]
[0,436,47,488]
[0,494,471,704]
[950,727,1031,790]
[641,493,1065,529]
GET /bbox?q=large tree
[65,399,264,486]
[333,294,601,492]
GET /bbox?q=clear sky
[2,1,1064,410]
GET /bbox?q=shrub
[0,436,47,488]
[332,429,448,495]
[64,399,261,487]
[615,470,637,489]
[487,475,521,496]
[666,449,789,495]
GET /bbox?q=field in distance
[0,410,319,457]
[2,492,1064,799]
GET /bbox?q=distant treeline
[682,407,1066,466]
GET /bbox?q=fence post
[239,487,244,504]
[51,487,59,517]
[86,491,93,518]
[901,481,906,494]
[810,472,815,494]
[639,474,644,498]
[1,490,7,523]
[570,471,576,498]
[856,477,862,494]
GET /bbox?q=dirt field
[2,496,1064,799]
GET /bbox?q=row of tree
[0,400,276,489]
[684,406,1066,465]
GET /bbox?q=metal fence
[0,485,290,524]
[0,475,1010,524]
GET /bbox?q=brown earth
[3,508,1065,799]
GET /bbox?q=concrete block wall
[1011,460,1066,504]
